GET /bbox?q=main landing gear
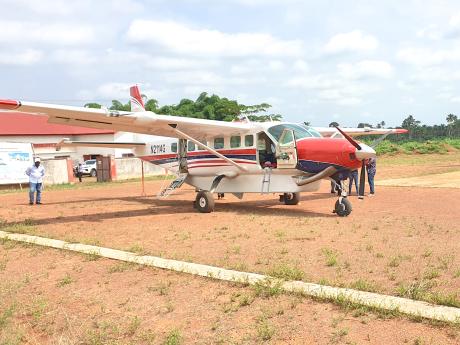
[279,192,300,205]
[332,181,352,217]
[194,191,215,213]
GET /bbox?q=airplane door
[276,129,298,169]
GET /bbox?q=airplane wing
[314,126,408,137]
[0,100,252,140]
[55,138,145,151]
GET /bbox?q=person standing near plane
[366,157,377,196]
[25,157,45,205]
[348,169,359,195]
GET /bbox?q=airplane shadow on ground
[8,194,337,228]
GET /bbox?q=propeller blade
[334,126,362,150]
[358,160,366,199]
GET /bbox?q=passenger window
[245,135,254,147]
[187,141,196,152]
[214,137,224,149]
[171,142,177,153]
[230,136,241,148]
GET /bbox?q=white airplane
[0,86,406,216]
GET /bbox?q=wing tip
[0,99,21,110]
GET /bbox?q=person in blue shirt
[25,157,45,205]
[366,157,377,196]
[348,169,359,195]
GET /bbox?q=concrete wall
[42,159,70,185]
[114,158,167,180]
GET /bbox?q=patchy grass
[163,329,182,345]
[396,279,460,308]
[57,273,74,287]
[253,278,283,299]
[322,248,339,267]
[349,279,379,293]
[267,263,304,281]
[256,316,275,341]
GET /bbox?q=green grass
[56,273,74,287]
[267,263,304,281]
[322,248,339,267]
[162,329,182,345]
[372,138,459,155]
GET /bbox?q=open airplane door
[276,129,298,169]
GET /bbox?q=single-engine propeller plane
[0,86,407,216]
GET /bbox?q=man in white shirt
[25,157,45,205]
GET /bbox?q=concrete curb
[1,230,459,324]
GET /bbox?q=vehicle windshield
[267,124,313,142]
[85,160,96,164]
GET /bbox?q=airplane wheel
[284,192,300,205]
[195,191,215,213]
[334,198,352,217]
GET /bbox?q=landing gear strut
[332,181,352,217]
[194,191,215,213]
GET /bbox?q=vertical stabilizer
[130,85,145,112]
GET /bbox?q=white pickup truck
[75,159,97,177]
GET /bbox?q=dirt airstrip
[0,153,459,344]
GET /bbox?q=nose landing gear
[332,181,352,217]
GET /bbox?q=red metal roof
[0,112,114,136]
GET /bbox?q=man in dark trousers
[366,157,377,196]
[77,163,83,182]
[348,169,359,195]
[25,157,45,205]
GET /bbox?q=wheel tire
[195,191,215,213]
[334,198,352,217]
[284,192,300,205]
[90,169,97,177]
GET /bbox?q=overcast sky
[1,0,460,127]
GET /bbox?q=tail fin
[130,85,145,112]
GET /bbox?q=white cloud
[52,50,98,65]
[323,30,378,54]
[417,13,460,40]
[0,49,43,65]
[125,19,303,58]
[293,59,309,72]
[0,20,94,46]
[337,60,393,79]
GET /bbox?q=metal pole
[141,160,146,196]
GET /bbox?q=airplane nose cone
[355,143,376,160]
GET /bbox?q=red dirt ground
[1,153,459,344]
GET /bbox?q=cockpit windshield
[303,126,322,137]
[267,123,315,142]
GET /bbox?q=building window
[171,142,177,153]
[214,137,224,149]
[230,136,241,148]
[245,135,254,147]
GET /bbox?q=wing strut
[169,126,249,172]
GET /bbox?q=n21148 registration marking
[151,144,166,154]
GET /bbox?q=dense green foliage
[86,92,281,122]
[369,139,460,155]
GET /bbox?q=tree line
[84,92,282,123]
[329,114,460,141]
